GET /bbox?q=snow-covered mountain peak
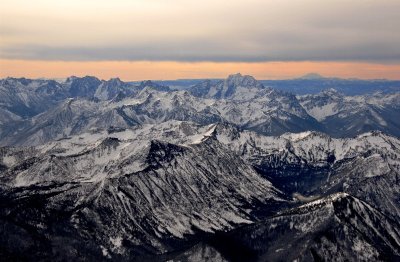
[2,77,33,86]
[108,77,123,83]
[188,73,267,100]
[65,75,78,82]
[66,75,101,84]
[225,73,261,88]
[100,77,126,89]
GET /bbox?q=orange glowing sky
[1,0,399,80]
[1,60,399,80]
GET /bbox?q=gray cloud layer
[1,0,399,62]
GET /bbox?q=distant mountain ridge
[0,73,399,147]
[261,76,400,95]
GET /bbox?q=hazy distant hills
[261,76,400,95]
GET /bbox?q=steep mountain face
[214,193,400,261]
[2,116,399,204]
[94,78,133,100]
[120,89,222,126]
[0,77,68,118]
[189,74,323,134]
[210,123,400,219]
[299,90,400,137]
[0,79,174,146]
[66,76,103,98]
[65,76,141,101]
[0,99,113,146]
[0,123,282,260]
[188,73,322,134]
[0,91,222,146]
[0,76,137,119]
[189,73,265,100]
[1,120,400,260]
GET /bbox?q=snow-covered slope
[299,90,400,137]
[0,77,68,118]
[219,193,400,261]
[2,120,399,216]
[0,122,282,260]
[1,120,400,260]
[189,73,265,100]
[0,74,324,146]
[1,74,399,260]
[1,75,399,147]
[210,123,400,219]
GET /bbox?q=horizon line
[2,74,399,82]
[1,60,400,81]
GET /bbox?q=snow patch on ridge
[281,131,313,141]
[190,124,217,144]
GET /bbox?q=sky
[0,0,399,80]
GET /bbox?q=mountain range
[1,120,399,260]
[0,73,399,261]
[152,74,400,95]
[1,73,399,147]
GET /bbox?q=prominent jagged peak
[0,77,61,89]
[66,75,101,84]
[65,75,78,82]
[219,73,264,99]
[2,77,33,86]
[66,75,102,98]
[189,73,265,100]
[94,77,133,101]
[225,73,262,88]
[66,76,102,89]
[5,79,64,98]
[101,77,126,88]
